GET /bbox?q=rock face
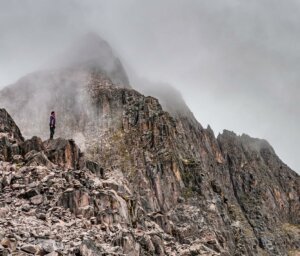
[217,132,300,254]
[0,36,299,255]
[0,109,174,255]
[0,109,24,162]
[0,93,299,256]
[0,109,24,143]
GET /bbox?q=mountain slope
[0,35,299,255]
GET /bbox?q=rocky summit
[0,35,299,255]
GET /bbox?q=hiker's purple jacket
[49,115,56,128]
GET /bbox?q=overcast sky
[0,0,299,172]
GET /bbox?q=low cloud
[0,0,299,172]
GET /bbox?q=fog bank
[0,0,299,172]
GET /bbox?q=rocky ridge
[0,81,299,256]
[0,35,299,255]
[0,109,179,255]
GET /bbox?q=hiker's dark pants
[50,127,55,140]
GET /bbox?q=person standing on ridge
[49,111,56,140]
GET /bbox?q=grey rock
[79,239,102,256]
[21,136,45,155]
[21,244,38,254]
[38,239,61,254]
[30,195,43,205]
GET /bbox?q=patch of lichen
[244,228,256,240]
[179,162,204,198]
[228,204,245,221]
[257,248,270,256]
[228,204,258,238]
[110,129,124,142]
[181,157,200,167]
[182,187,196,199]
[85,143,101,161]
[16,162,24,169]
[108,129,140,181]
[282,223,300,236]
[85,128,133,171]
[180,168,194,183]
[288,250,300,256]
[180,155,202,173]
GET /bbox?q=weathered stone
[151,235,165,255]
[36,213,47,221]
[0,136,12,162]
[79,240,102,256]
[44,252,61,256]
[12,154,24,164]
[21,204,31,212]
[44,139,81,169]
[24,150,38,161]
[30,195,43,205]
[84,160,104,178]
[25,151,54,169]
[38,239,61,254]
[0,109,24,143]
[1,238,16,251]
[18,188,39,199]
[21,136,45,155]
[0,244,9,256]
[21,244,38,254]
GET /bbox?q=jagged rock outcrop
[0,35,299,255]
[131,79,199,123]
[0,109,189,255]
[44,139,82,170]
[0,109,24,162]
[218,131,300,254]
[0,109,24,143]
[0,89,299,256]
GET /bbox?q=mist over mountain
[0,2,299,255]
[0,34,200,144]
[47,33,130,86]
[0,34,299,253]
[0,0,299,172]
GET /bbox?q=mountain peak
[49,32,130,87]
[0,33,299,255]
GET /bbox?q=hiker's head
[51,111,55,116]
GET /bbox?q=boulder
[12,154,24,164]
[0,109,24,143]
[30,195,43,205]
[18,188,39,199]
[79,240,102,256]
[0,136,12,162]
[83,160,104,178]
[25,151,55,169]
[21,244,38,254]
[44,139,81,169]
[37,239,62,254]
[0,244,9,256]
[1,238,17,252]
[44,252,61,256]
[21,136,45,155]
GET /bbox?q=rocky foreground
[0,109,179,255]
[2,107,250,256]
[0,99,299,256]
